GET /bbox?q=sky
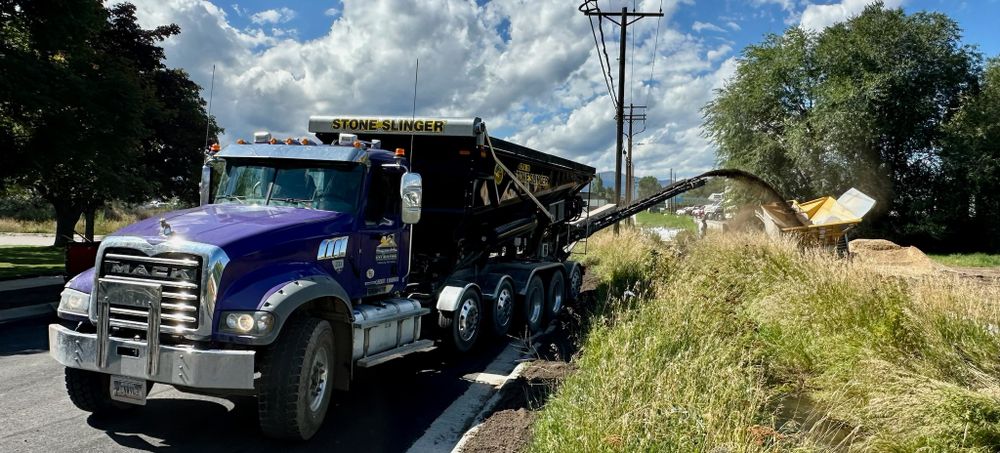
[128,0,1000,179]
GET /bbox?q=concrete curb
[450,323,556,453]
[0,276,64,324]
[450,360,531,453]
[0,302,58,324]
[0,276,64,291]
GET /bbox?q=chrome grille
[99,249,203,336]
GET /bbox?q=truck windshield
[215,161,364,212]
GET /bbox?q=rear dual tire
[522,276,545,334]
[439,288,482,353]
[487,280,515,338]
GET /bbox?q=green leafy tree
[637,176,662,202]
[590,174,606,201]
[941,60,1000,251]
[0,1,219,245]
[703,2,981,247]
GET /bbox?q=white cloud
[250,7,296,25]
[725,21,741,31]
[131,0,729,177]
[753,0,795,12]
[707,44,732,62]
[799,0,904,32]
[324,7,340,17]
[692,21,726,33]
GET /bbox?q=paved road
[0,315,517,452]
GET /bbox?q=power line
[581,0,617,106]
[580,2,663,233]
[639,0,663,135]
[596,16,615,102]
[587,15,617,105]
[629,0,636,105]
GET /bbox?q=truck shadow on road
[84,342,512,452]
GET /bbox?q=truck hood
[111,204,350,249]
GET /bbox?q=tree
[590,174,606,201]
[941,59,1000,251]
[703,3,981,249]
[0,1,219,245]
[637,176,662,202]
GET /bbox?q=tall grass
[532,230,1000,451]
[0,209,164,236]
[929,253,1000,268]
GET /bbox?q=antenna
[203,64,216,150]
[409,58,419,161]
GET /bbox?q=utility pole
[623,104,646,206]
[582,5,663,233]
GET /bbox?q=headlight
[57,288,91,317]
[219,311,275,336]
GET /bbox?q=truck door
[358,164,407,298]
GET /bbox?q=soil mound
[849,239,937,271]
[459,409,535,453]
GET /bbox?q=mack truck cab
[49,115,593,440]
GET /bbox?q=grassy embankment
[0,246,63,279]
[532,229,1000,451]
[930,253,1000,268]
[634,211,696,232]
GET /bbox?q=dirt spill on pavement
[458,273,598,452]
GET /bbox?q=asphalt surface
[0,315,516,452]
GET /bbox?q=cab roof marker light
[338,133,358,146]
[253,131,271,144]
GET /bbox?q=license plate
[110,375,147,406]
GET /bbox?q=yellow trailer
[756,188,876,251]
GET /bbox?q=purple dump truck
[48,115,604,440]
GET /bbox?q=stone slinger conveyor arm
[569,176,709,243]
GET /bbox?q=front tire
[65,368,133,414]
[258,315,335,441]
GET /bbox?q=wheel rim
[570,268,582,299]
[551,277,564,314]
[496,287,513,328]
[528,290,543,325]
[458,297,480,342]
[308,346,329,412]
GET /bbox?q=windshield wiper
[269,197,313,204]
[217,194,246,203]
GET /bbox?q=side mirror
[199,164,212,206]
[400,172,422,224]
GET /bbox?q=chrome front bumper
[48,324,256,390]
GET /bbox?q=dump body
[309,116,595,291]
